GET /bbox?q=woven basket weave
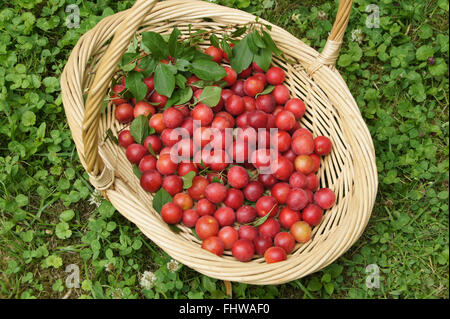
[61,0,378,285]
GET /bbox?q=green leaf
[104,128,118,145]
[177,42,195,58]
[91,281,105,298]
[438,191,449,200]
[429,58,448,77]
[324,282,334,295]
[199,86,222,107]
[231,26,247,38]
[165,86,193,109]
[383,169,400,185]
[132,238,142,250]
[263,23,273,31]
[175,86,193,105]
[59,209,75,222]
[255,85,274,98]
[106,222,117,232]
[251,31,266,49]
[437,34,449,53]
[210,34,220,48]
[247,33,260,54]
[307,277,322,292]
[194,49,214,61]
[21,111,36,127]
[175,73,187,89]
[328,264,343,278]
[154,63,176,97]
[262,30,282,55]
[147,141,157,157]
[348,42,362,61]
[221,38,232,59]
[321,272,331,283]
[21,230,34,243]
[190,80,211,89]
[55,222,72,239]
[231,35,254,74]
[438,0,449,11]
[251,203,277,227]
[99,201,115,218]
[15,194,28,207]
[125,71,147,102]
[175,59,191,72]
[52,279,64,293]
[191,228,201,240]
[169,224,182,233]
[406,71,422,83]
[418,24,433,40]
[236,0,250,8]
[129,115,149,144]
[133,165,142,179]
[167,63,179,75]
[152,188,172,213]
[165,96,180,110]
[182,171,196,189]
[202,276,217,293]
[141,31,168,60]
[192,59,227,81]
[42,255,62,269]
[262,0,274,9]
[168,27,181,58]
[416,45,434,61]
[408,82,426,102]
[337,54,353,67]
[120,52,139,71]
[211,176,224,184]
[138,56,157,78]
[188,291,204,299]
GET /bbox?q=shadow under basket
[61,0,378,285]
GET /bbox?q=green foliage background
[0,0,448,299]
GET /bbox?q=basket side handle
[307,0,353,75]
[82,0,158,185]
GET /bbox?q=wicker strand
[88,161,114,190]
[306,40,342,76]
[306,0,352,76]
[329,0,353,42]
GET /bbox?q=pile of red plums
[113,46,336,264]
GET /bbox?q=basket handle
[307,0,353,75]
[82,0,158,185]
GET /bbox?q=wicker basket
[61,0,378,285]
